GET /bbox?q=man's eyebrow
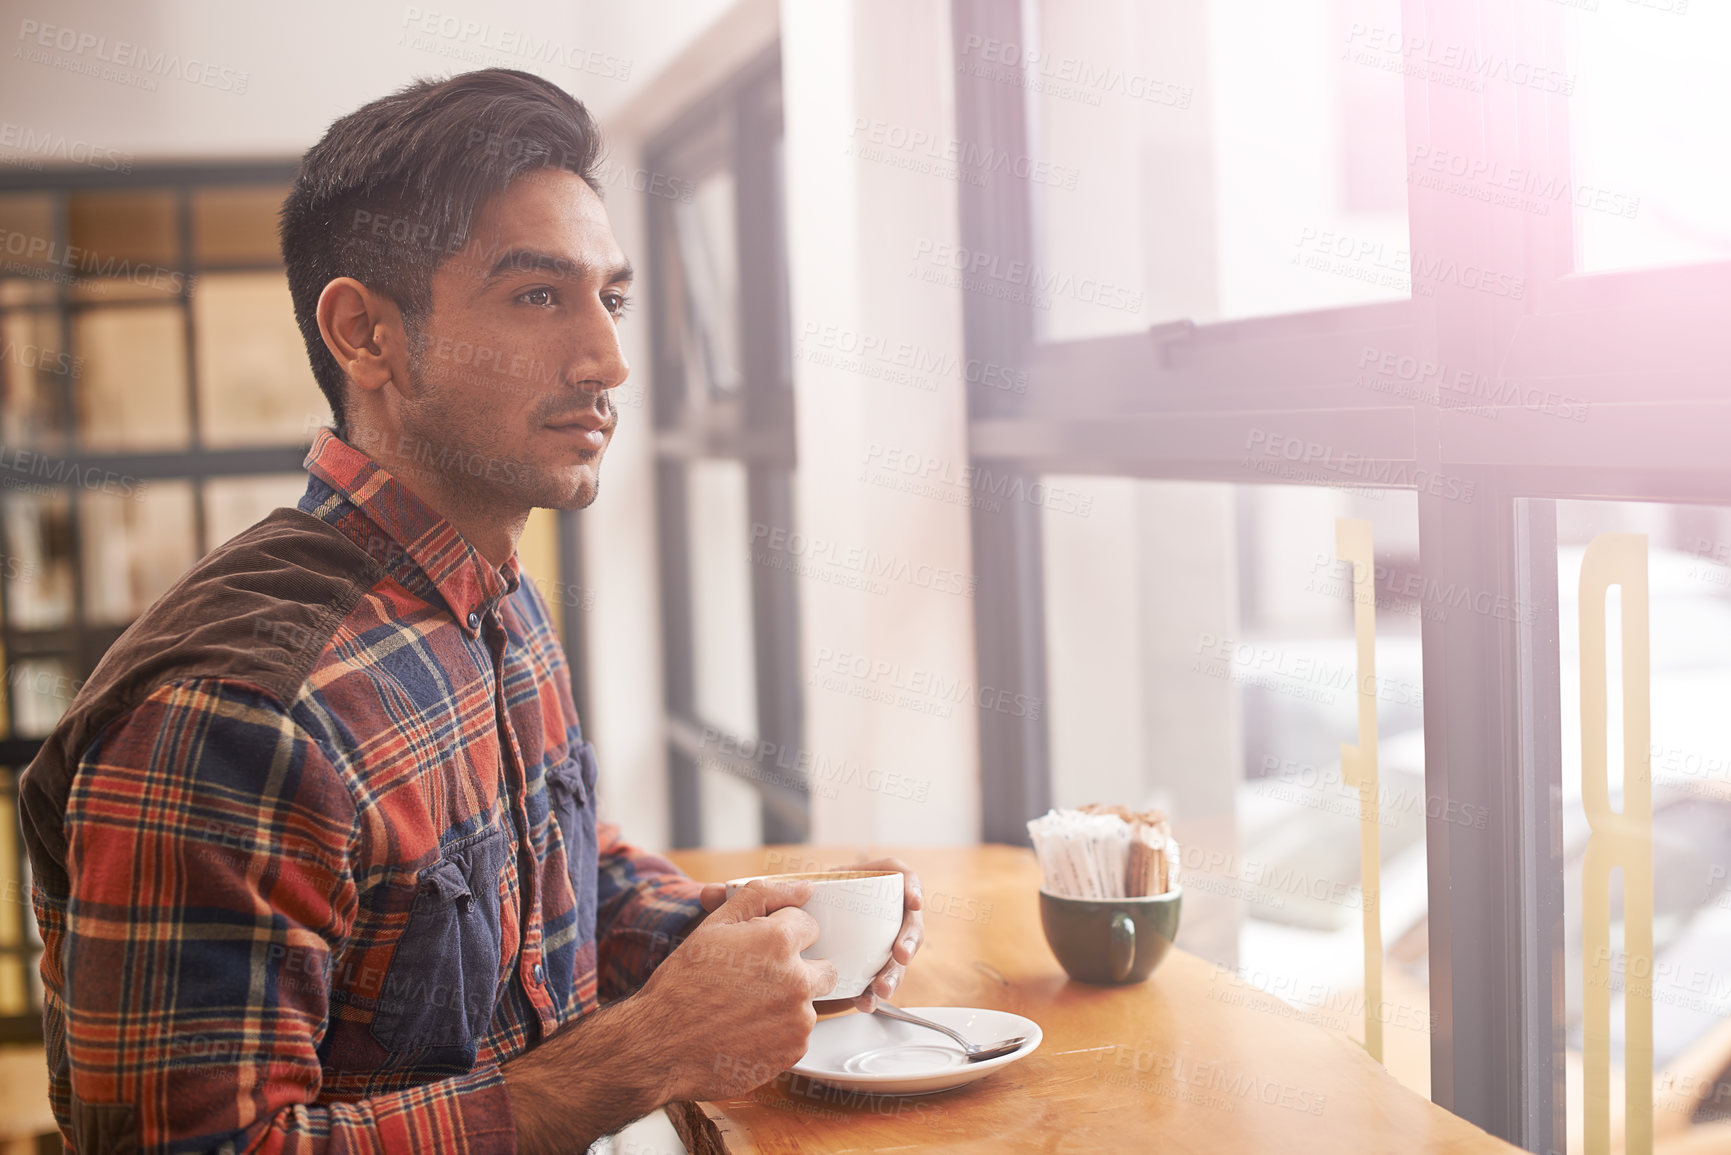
[480,249,634,285]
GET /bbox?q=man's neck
[427,495,529,570]
[342,426,527,568]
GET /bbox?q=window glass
[688,457,759,736]
[654,195,696,418]
[67,275,184,304]
[672,172,744,396]
[516,507,565,638]
[1042,475,1431,1095]
[68,190,176,266]
[1,307,70,450]
[8,656,80,737]
[1015,0,1409,342]
[1564,4,1731,274]
[79,481,197,626]
[194,273,324,446]
[1,491,74,631]
[1556,500,1731,1150]
[203,473,306,552]
[0,194,58,281]
[0,775,30,1014]
[0,280,55,306]
[192,185,289,265]
[67,190,184,302]
[73,306,189,450]
[700,764,763,850]
[686,457,762,847]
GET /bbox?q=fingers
[865,955,907,1011]
[709,878,815,924]
[764,904,822,951]
[804,958,840,1000]
[894,862,924,912]
[848,963,902,1015]
[869,959,906,1001]
[826,956,908,1015]
[892,906,925,965]
[698,884,727,913]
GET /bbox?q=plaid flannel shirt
[21,428,706,1153]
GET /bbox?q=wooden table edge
[668,1098,756,1155]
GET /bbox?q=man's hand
[698,856,925,1014]
[636,880,838,1100]
[503,881,834,1151]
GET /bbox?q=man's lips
[546,416,610,450]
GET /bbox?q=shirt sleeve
[592,823,706,1003]
[54,679,516,1155]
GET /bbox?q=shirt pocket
[369,825,508,1064]
[545,742,599,953]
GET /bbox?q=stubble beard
[399,339,611,517]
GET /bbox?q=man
[19,69,923,1154]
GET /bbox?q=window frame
[645,49,808,847]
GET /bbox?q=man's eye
[519,287,555,308]
[604,292,632,319]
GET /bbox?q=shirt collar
[302,427,521,635]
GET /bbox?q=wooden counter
[663,844,1519,1155]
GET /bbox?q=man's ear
[315,278,408,401]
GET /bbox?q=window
[1555,501,1731,1148]
[1565,4,1731,274]
[0,166,313,1040]
[1020,0,1412,337]
[955,0,1731,1147]
[1043,478,1434,1086]
[647,52,807,848]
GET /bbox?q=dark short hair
[281,69,605,435]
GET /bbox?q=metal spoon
[872,1002,1029,1062]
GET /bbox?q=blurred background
[2,0,1730,1152]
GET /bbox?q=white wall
[777,0,979,844]
[0,0,735,158]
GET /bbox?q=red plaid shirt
[23,428,705,1153]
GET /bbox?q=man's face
[396,168,631,514]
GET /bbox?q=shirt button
[532,963,546,986]
[467,610,481,630]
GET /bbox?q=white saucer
[789,1006,1041,1095]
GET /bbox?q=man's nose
[571,301,630,392]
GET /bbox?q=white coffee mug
[723,870,904,1000]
